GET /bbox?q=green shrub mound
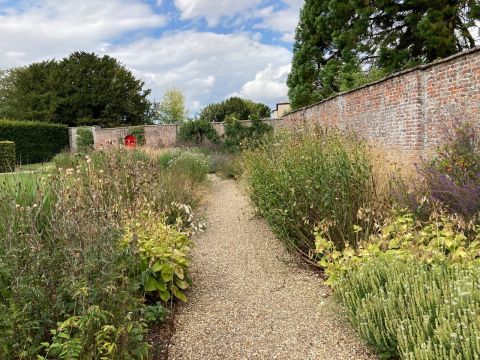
[337,257,480,359]
[0,141,15,173]
[0,120,68,164]
[76,127,94,152]
[178,119,221,145]
[223,117,273,152]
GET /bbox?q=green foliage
[159,148,210,184]
[0,141,15,173]
[157,88,187,125]
[336,257,480,359]
[141,302,167,324]
[317,210,480,285]
[76,128,94,152]
[223,116,273,153]
[243,129,377,258]
[0,119,68,163]
[129,127,146,146]
[178,119,221,145]
[0,149,203,358]
[199,97,270,122]
[123,212,192,303]
[0,52,154,127]
[40,306,149,360]
[288,0,480,109]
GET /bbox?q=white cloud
[0,0,167,68]
[232,63,291,104]
[256,0,303,43]
[174,0,259,26]
[109,31,292,110]
[172,0,303,42]
[0,0,295,113]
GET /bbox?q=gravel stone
[168,177,377,360]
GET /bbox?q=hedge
[0,120,69,164]
[0,141,15,173]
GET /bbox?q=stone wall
[68,120,282,150]
[282,47,480,156]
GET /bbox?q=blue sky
[0,0,304,113]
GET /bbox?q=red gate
[124,135,137,148]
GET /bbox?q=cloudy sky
[0,0,304,113]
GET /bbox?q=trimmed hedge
[0,141,15,173]
[0,120,69,164]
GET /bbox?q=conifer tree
[288,0,480,109]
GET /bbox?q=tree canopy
[0,52,154,127]
[157,88,187,124]
[199,97,271,122]
[288,0,480,109]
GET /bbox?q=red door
[124,135,137,148]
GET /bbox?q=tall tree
[288,0,480,109]
[157,88,187,124]
[199,97,270,122]
[0,52,153,127]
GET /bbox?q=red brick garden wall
[282,47,480,156]
[69,120,282,151]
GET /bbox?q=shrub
[243,128,378,259]
[223,116,273,152]
[159,148,210,184]
[0,119,69,163]
[76,127,94,152]
[178,119,220,145]
[0,141,15,173]
[336,257,480,359]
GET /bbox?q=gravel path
[168,177,377,360]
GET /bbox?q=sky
[0,0,304,114]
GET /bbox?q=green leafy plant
[122,212,192,303]
[129,127,146,146]
[178,119,221,145]
[76,127,94,152]
[0,141,15,173]
[316,209,480,285]
[141,302,167,324]
[223,116,273,153]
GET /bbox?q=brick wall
[144,125,177,148]
[282,47,480,156]
[68,120,282,150]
